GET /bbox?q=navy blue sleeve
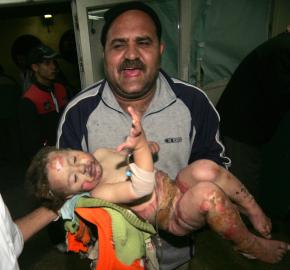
[189,94,228,167]
[57,106,87,150]
[57,86,103,151]
[173,81,229,167]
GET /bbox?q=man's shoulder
[171,78,212,106]
[23,84,47,100]
[63,80,104,112]
[161,71,207,98]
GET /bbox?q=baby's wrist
[133,139,149,152]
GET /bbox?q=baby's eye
[73,156,77,163]
[74,174,78,183]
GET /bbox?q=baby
[26,106,290,264]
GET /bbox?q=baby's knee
[190,181,221,197]
[190,182,226,211]
[190,159,221,182]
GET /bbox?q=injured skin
[176,160,273,239]
[204,189,290,264]
[137,171,290,264]
[232,185,272,239]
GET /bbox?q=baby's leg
[168,181,289,264]
[176,160,271,238]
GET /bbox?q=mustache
[118,59,145,71]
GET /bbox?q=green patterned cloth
[64,197,158,268]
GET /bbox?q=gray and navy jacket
[57,70,230,180]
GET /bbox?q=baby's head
[26,146,102,211]
[26,146,67,211]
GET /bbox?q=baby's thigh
[175,163,199,192]
[167,187,207,235]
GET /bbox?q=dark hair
[11,35,42,68]
[101,1,162,47]
[26,146,66,211]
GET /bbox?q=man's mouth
[119,59,145,72]
[122,69,142,77]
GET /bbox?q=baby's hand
[116,106,147,152]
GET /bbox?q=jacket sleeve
[189,94,230,168]
[57,106,87,151]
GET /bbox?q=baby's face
[47,150,102,197]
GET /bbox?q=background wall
[0,2,81,92]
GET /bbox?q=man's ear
[31,63,38,72]
[159,42,165,55]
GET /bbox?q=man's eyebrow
[109,38,127,45]
[136,36,153,42]
[109,36,153,45]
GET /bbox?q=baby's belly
[130,170,194,236]
[129,191,158,224]
[130,171,179,227]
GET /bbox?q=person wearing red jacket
[18,44,69,163]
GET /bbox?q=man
[0,193,57,270]
[216,27,290,203]
[57,2,230,269]
[18,44,69,163]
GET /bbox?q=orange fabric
[67,231,88,253]
[67,207,144,270]
[67,218,90,253]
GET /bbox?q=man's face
[104,10,164,99]
[32,59,58,85]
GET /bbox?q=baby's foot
[237,196,272,238]
[246,204,272,239]
[236,236,290,263]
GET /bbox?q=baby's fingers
[127,106,140,122]
[128,106,142,137]
[116,142,130,152]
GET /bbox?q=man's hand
[148,141,160,155]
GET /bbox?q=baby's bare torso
[93,148,128,183]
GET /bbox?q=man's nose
[125,44,140,60]
[49,60,57,70]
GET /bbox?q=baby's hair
[26,146,67,211]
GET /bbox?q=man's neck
[34,74,53,87]
[33,76,54,92]
[114,89,156,117]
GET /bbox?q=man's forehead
[106,11,157,40]
[111,9,155,27]
[100,1,161,47]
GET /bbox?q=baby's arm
[117,106,156,199]
[90,179,153,203]
[90,107,155,203]
[116,106,154,173]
